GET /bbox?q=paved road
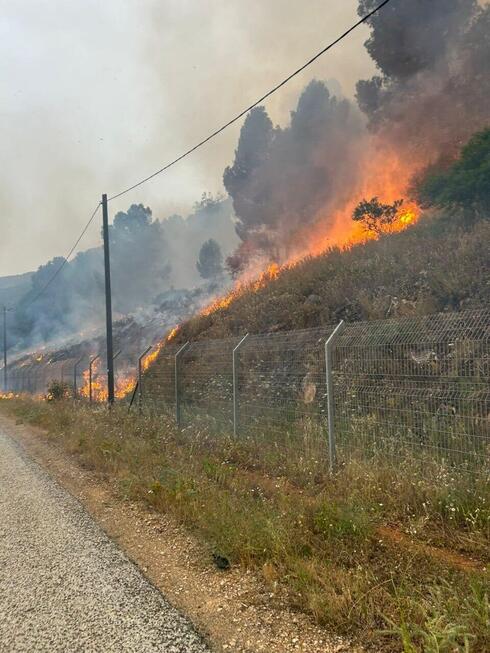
[0,428,209,652]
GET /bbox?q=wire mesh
[8,360,67,396]
[113,356,137,401]
[332,309,490,471]
[179,337,243,430]
[236,327,334,441]
[143,343,181,414]
[7,308,489,477]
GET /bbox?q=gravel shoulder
[0,422,209,653]
[0,413,352,653]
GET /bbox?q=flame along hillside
[4,128,488,402]
[140,216,488,390]
[138,222,488,408]
[132,128,490,394]
[148,124,490,355]
[49,176,423,402]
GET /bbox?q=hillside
[0,272,32,308]
[171,213,489,344]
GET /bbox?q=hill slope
[172,214,489,343]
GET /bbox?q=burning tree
[352,197,404,235]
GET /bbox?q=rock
[212,553,231,571]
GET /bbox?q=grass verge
[2,398,488,652]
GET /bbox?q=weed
[2,398,489,651]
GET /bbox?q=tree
[352,197,403,234]
[108,204,171,311]
[414,127,490,220]
[196,239,223,280]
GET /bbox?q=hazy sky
[0,0,375,276]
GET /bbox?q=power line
[9,0,392,313]
[13,202,101,312]
[108,0,393,202]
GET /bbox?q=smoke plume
[223,0,490,269]
[356,0,490,157]
[223,80,364,267]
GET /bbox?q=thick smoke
[356,0,490,157]
[162,195,238,288]
[223,80,364,266]
[223,1,490,269]
[6,1,489,351]
[10,196,238,350]
[109,204,170,313]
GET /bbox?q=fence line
[3,308,489,475]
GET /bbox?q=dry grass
[2,398,489,652]
[171,215,490,343]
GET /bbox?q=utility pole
[101,194,115,405]
[3,306,7,392]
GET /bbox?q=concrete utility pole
[3,306,7,392]
[101,194,115,405]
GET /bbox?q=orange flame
[115,374,137,399]
[79,358,107,402]
[201,263,281,317]
[197,144,423,320]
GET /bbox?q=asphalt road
[0,428,209,653]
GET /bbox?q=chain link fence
[144,308,489,475]
[332,310,489,471]
[3,308,489,475]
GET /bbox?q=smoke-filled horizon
[2,0,489,353]
[0,0,374,277]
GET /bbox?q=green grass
[2,397,489,652]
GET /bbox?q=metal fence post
[89,355,100,404]
[138,345,152,413]
[175,342,190,427]
[233,334,249,437]
[325,320,345,473]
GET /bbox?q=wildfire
[22,144,425,397]
[79,358,107,402]
[201,263,281,317]
[215,143,423,318]
[167,326,179,342]
[115,374,136,399]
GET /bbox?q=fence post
[138,345,152,413]
[89,355,100,404]
[73,357,83,399]
[175,342,190,428]
[325,320,345,473]
[233,334,249,437]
